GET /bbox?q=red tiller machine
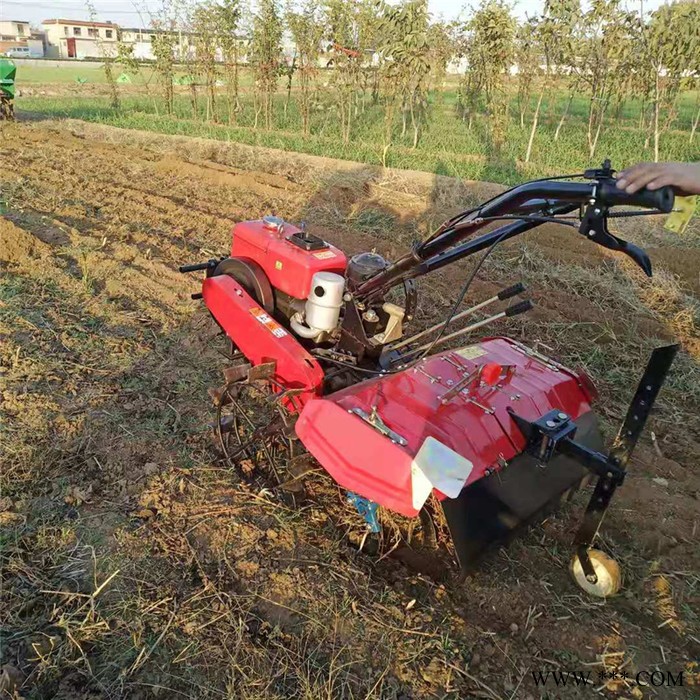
[181,161,678,596]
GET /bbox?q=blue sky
[4,0,667,28]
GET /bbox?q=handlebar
[473,179,674,223]
[596,180,674,213]
[179,259,217,273]
[355,170,675,299]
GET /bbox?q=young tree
[515,18,539,130]
[324,0,363,144]
[458,0,515,151]
[640,1,700,160]
[192,2,220,122]
[576,0,637,159]
[376,0,432,150]
[523,0,580,162]
[356,0,381,111]
[286,1,323,135]
[151,29,177,115]
[426,19,454,104]
[86,1,119,110]
[213,0,242,126]
[250,0,283,129]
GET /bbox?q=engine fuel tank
[231,218,347,299]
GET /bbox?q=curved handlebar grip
[505,300,533,317]
[497,282,526,300]
[597,181,675,213]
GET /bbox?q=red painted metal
[231,220,347,299]
[202,274,324,405]
[295,337,594,517]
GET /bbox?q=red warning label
[250,306,288,338]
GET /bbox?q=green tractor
[0,59,16,120]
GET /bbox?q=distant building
[118,27,199,61]
[0,20,44,57]
[42,19,118,59]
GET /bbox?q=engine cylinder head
[347,252,388,287]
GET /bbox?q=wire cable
[401,227,513,367]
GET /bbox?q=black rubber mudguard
[442,411,604,569]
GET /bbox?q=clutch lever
[579,203,652,277]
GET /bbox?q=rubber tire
[211,257,275,313]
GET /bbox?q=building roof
[42,19,117,28]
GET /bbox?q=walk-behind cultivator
[181,161,678,596]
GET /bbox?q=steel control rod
[389,282,525,351]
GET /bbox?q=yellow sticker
[455,345,486,360]
[275,260,283,270]
[665,195,697,235]
[313,250,336,259]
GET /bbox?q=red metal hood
[295,337,594,517]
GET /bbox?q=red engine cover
[295,337,595,517]
[231,219,347,299]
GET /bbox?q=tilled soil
[1,119,699,699]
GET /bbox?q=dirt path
[1,119,698,699]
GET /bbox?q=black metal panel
[442,411,604,569]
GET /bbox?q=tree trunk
[591,118,603,159]
[554,92,574,141]
[525,88,544,164]
[690,102,700,144]
[587,101,596,157]
[653,73,660,162]
[410,102,418,149]
[190,83,198,119]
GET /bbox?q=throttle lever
[579,204,652,277]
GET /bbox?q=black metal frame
[508,344,679,582]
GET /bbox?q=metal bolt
[546,420,556,428]
[588,230,596,237]
[594,208,601,215]
[586,574,598,583]
[558,412,568,420]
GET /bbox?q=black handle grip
[179,260,215,273]
[505,300,533,317]
[498,282,526,301]
[598,181,675,213]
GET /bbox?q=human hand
[616,162,700,197]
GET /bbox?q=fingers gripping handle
[598,181,675,213]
